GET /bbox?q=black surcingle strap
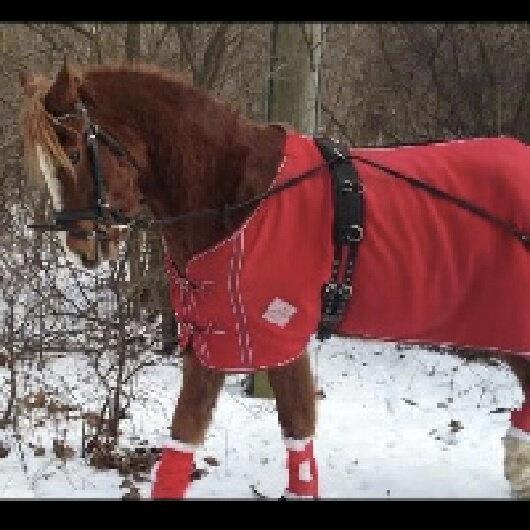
[314,136,365,341]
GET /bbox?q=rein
[29,106,530,250]
[145,152,530,249]
[349,152,530,249]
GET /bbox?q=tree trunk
[249,23,324,399]
[124,23,147,323]
[268,23,323,134]
[90,23,103,65]
[2,298,16,425]
[125,23,142,62]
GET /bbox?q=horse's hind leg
[151,351,225,499]
[503,356,530,498]
[268,350,318,498]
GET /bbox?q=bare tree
[248,23,324,398]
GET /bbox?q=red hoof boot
[511,400,530,433]
[285,438,319,499]
[151,443,195,500]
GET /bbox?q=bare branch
[60,22,95,42]
[471,24,496,91]
[321,102,354,145]
[175,24,197,80]
[24,23,63,54]
[151,23,174,59]
[509,70,530,134]
[200,24,231,89]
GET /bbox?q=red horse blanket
[165,134,530,372]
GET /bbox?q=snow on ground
[0,336,521,499]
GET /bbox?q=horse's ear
[20,70,37,95]
[56,57,82,93]
[45,58,82,112]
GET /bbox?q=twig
[151,24,174,59]
[24,23,63,54]
[61,22,95,42]
[320,103,354,145]
[175,25,198,81]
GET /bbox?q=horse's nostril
[100,238,109,255]
[81,254,97,269]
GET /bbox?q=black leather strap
[313,136,365,341]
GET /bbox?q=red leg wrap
[286,439,319,498]
[151,446,194,499]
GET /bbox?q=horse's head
[20,60,145,268]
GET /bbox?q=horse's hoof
[503,427,530,499]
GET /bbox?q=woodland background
[0,23,528,481]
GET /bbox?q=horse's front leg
[504,356,530,498]
[268,350,318,498]
[151,351,225,499]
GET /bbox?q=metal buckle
[318,280,353,341]
[342,179,353,193]
[344,224,364,243]
[342,180,363,194]
[333,148,346,160]
[321,282,352,313]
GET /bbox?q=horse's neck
[141,101,285,270]
[85,71,285,269]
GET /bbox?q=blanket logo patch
[262,298,298,328]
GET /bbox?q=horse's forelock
[21,82,75,190]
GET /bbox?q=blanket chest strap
[314,136,365,341]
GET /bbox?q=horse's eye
[69,150,81,165]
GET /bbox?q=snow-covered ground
[0,336,521,499]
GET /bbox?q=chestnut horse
[20,62,530,499]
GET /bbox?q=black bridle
[29,103,138,241]
[28,105,530,251]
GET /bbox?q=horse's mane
[82,62,193,86]
[80,63,276,211]
[21,73,74,187]
[21,62,249,189]
[77,62,239,119]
